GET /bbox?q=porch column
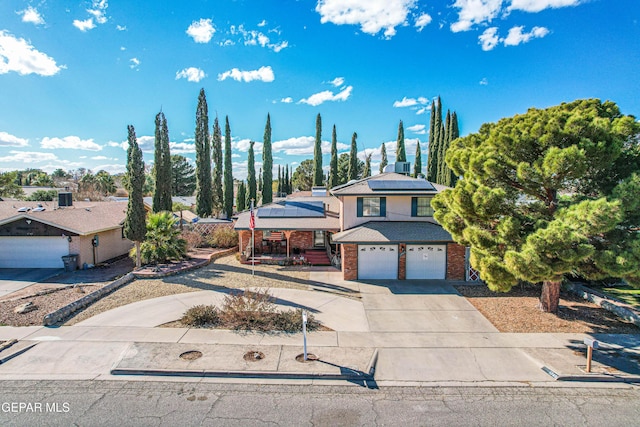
[283,231,293,258]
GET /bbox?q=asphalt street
[1,380,640,426]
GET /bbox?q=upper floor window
[357,197,386,217]
[412,197,434,217]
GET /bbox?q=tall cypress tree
[428,97,442,182]
[437,110,451,185]
[277,165,282,196]
[443,112,460,187]
[262,114,273,203]
[153,111,172,212]
[236,181,246,212]
[328,124,338,189]
[348,132,358,181]
[223,116,234,218]
[284,165,290,194]
[413,141,422,177]
[426,99,437,181]
[246,140,256,205]
[124,125,146,268]
[195,89,212,217]
[212,116,223,217]
[313,113,323,186]
[396,120,406,162]
[379,142,388,173]
[363,152,372,178]
[258,167,263,193]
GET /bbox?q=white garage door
[358,245,398,279]
[0,236,69,268]
[406,244,447,279]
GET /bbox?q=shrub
[272,308,321,333]
[180,229,204,251]
[220,289,275,330]
[182,305,220,327]
[210,227,238,248]
[25,189,58,201]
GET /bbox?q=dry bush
[220,289,275,331]
[180,229,205,251]
[272,308,321,332]
[209,227,238,248]
[181,305,220,327]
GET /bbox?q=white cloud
[299,85,352,106]
[129,57,140,70]
[41,136,102,151]
[0,131,28,147]
[116,25,127,31]
[509,0,584,13]
[407,124,426,134]
[414,13,432,31]
[316,0,417,38]
[270,136,349,156]
[393,97,418,107]
[0,31,63,76]
[330,77,345,87]
[176,67,206,82]
[18,6,45,25]
[503,25,549,46]
[280,97,293,103]
[91,155,109,160]
[73,18,95,31]
[258,20,267,27]
[270,41,288,52]
[480,77,489,85]
[170,142,196,154]
[218,66,275,83]
[479,27,500,51]
[0,151,57,163]
[232,25,289,52]
[94,164,125,174]
[450,0,503,32]
[187,18,216,43]
[232,153,241,158]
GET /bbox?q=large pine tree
[396,120,406,162]
[426,99,438,181]
[348,132,359,181]
[223,116,234,219]
[246,140,257,205]
[195,89,212,217]
[153,111,172,212]
[124,125,146,268]
[413,141,422,177]
[211,116,223,217]
[262,114,273,204]
[379,142,388,173]
[328,124,338,189]
[313,113,323,186]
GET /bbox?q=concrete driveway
[0,268,62,298]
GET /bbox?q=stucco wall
[341,195,434,230]
[75,228,132,267]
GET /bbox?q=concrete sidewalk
[0,269,639,386]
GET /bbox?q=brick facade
[398,243,406,280]
[342,244,358,280]
[446,243,466,280]
[290,231,313,251]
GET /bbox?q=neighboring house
[330,172,466,281]
[0,200,132,269]
[234,193,340,258]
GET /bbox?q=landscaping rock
[14,302,37,314]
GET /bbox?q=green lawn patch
[595,285,640,308]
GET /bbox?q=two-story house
[330,172,466,281]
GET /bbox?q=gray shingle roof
[234,196,340,231]
[330,221,453,244]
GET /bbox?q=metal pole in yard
[302,310,308,361]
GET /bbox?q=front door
[313,231,325,247]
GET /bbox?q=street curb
[0,342,38,365]
[541,365,640,384]
[109,367,374,381]
[42,273,135,326]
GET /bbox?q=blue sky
[0,0,639,180]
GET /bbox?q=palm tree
[132,212,187,265]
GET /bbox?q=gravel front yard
[65,255,347,325]
[455,284,639,334]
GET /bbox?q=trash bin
[61,254,79,272]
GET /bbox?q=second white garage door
[406,244,446,279]
[0,236,69,268]
[358,245,398,279]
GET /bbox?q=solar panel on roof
[368,180,435,191]
[257,205,324,218]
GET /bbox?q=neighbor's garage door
[358,245,398,279]
[406,244,446,279]
[0,236,69,268]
